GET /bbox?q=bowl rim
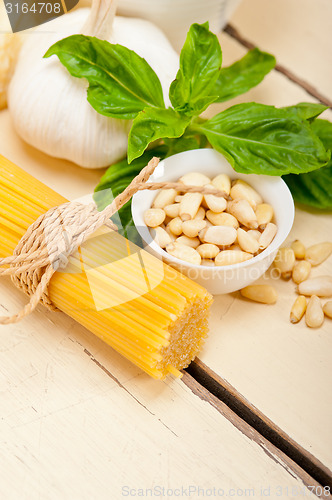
[132,148,295,271]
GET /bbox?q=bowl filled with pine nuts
[132,148,295,294]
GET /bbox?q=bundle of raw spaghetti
[0,156,212,379]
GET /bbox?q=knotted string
[0,157,227,325]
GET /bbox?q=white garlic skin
[8,9,180,168]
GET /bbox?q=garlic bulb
[8,0,179,168]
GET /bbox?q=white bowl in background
[117,0,242,52]
[132,149,295,295]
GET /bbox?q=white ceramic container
[117,0,242,51]
[132,149,295,295]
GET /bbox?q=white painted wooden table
[0,0,331,498]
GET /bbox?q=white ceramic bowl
[132,149,295,295]
[117,0,242,52]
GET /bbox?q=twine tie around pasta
[0,157,227,325]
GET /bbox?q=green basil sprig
[284,119,332,210]
[46,22,331,222]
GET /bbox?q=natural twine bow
[0,157,227,325]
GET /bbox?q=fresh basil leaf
[164,135,201,156]
[128,107,191,163]
[94,146,168,243]
[212,48,276,103]
[45,35,165,119]
[169,23,222,116]
[282,102,328,121]
[195,103,330,175]
[283,119,332,209]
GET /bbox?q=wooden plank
[0,281,325,499]
[230,0,332,103]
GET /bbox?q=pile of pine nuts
[144,172,277,267]
[239,240,332,329]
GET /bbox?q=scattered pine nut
[292,260,311,284]
[255,203,274,229]
[204,184,227,213]
[200,226,237,246]
[237,228,259,254]
[290,296,307,323]
[298,276,332,297]
[247,229,261,241]
[259,223,277,250]
[240,285,277,304]
[151,226,172,248]
[305,295,324,328]
[166,242,201,265]
[227,199,258,229]
[194,207,206,220]
[206,210,239,228]
[152,188,177,209]
[164,203,180,218]
[230,180,263,208]
[176,235,200,249]
[168,216,183,236]
[179,193,203,221]
[212,174,231,195]
[323,301,332,319]
[305,242,332,266]
[215,250,253,266]
[273,247,295,279]
[197,243,220,259]
[182,219,207,238]
[179,172,211,186]
[291,240,306,260]
[144,208,166,228]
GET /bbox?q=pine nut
[152,188,177,209]
[194,207,206,220]
[164,225,177,242]
[197,243,220,259]
[227,200,258,229]
[144,208,166,227]
[179,172,211,186]
[230,180,263,208]
[200,226,237,246]
[201,259,215,267]
[305,242,332,266]
[212,174,231,195]
[290,296,307,323]
[292,260,311,284]
[240,285,277,304]
[164,203,180,218]
[206,211,239,228]
[204,184,227,213]
[237,228,259,254]
[305,295,324,328]
[175,195,183,203]
[273,247,295,279]
[298,276,332,297]
[151,226,172,248]
[215,250,253,266]
[255,203,274,229]
[291,240,306,260]
[182,219,207,238]
[176,235,200,249]
[259,223,277,250]
[323,301,332,319]
[179,193,203,221]
[166,242,201,265]
[247,229,261,241]
[168,216,183,236]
